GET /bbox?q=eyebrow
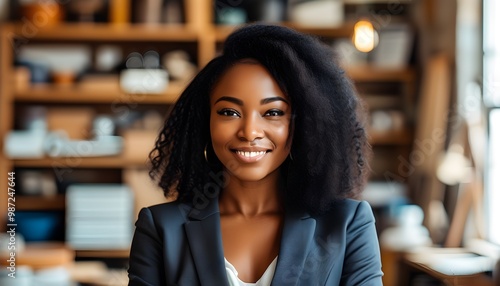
[261,97,289,105]
[215,96,289,105]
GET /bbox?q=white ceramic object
[4,131,46,158]
[120,69,169,94]
[380,205,433,251]
[18,45,91,74]
[43,132,123,158]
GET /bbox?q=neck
[219,170,283,217]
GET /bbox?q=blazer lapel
[184,198,229,286]
[271,211,316,286]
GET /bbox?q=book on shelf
[66,184,133,250]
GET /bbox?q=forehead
[210,62,286,101]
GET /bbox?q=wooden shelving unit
[75,249,130,259]
[13,156,148,168]
[17,194,65,211]
[10,23,200,42]
[14,80,186,104]
[345,66,416,83]
[0,0,419,264]
[213,22,355,42]
[369,129,413,146]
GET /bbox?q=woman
[128,24,383,286]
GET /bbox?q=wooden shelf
[285,22,355,38]
[363,94,403,109]
[17,194,65,211]
[403,250,495,286]
[14,80,186,104]
[0,242,74,270]
[214,22,355,42]
[75,249,130,258]
[13,156,148,168]
[345,0,412,3]
[0,242,128,264]
[369,129,412,145]
[8,23,199,42]
[213,25,238,42]
[345,66,416,82]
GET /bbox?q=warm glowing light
[352,20,379,53]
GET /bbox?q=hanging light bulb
[352,20,379,53]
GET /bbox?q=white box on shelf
[120,69,168,94]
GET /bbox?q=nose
[238,113,265,142]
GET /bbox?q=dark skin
[209,62,292,282]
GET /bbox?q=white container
[4,131,46,159]
[290,0,344,28]
[120,69,169,94]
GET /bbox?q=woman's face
[210,62,292,183]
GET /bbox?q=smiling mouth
[230,149,271,162]
[235,150,268,158]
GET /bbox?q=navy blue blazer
[128,198,383,286]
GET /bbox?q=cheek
[209,116,230,149]
[210,129,226,146]
[269,122,290,147]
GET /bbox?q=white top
[225,257,278,286]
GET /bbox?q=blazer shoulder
[139,200,191,226]
[326,198,372,215]
[315,199,374,227]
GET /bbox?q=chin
[224,167,278,183]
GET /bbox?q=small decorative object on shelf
[380,204,432,251]
[120,51,169,94]
[133,0,163,24]
[162,50,197,82]
[19,0,63,26]
[43,131,124,158]
[289,0,344,27]
[246,0,287,23]
[371,23,414,69]
[67,0,106,22]
[0,0,8,22]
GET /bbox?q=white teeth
[236,151,266,158]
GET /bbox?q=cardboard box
[47,108,95,140]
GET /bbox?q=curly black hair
[149,24,371,215]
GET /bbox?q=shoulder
[136,200,191,230]
[318,198,373,218]
[313,199,375,230]
[147,200,191,217]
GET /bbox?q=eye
[264,109,285,117]
[216,108,240,117]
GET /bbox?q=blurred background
[0,0,499,285]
